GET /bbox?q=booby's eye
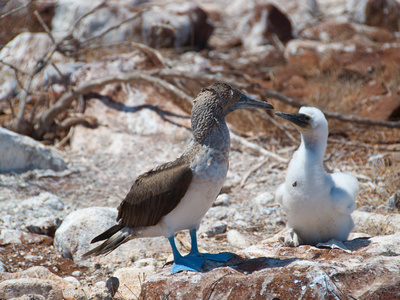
[229,89,234,96]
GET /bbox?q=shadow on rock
[344,237,371,251]
[165,255,298,274]
[89,93,191,129]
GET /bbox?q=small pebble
[64,276,81,286]
[206,221,227,237]
[213,194,231,207]
[227,229,248,248]
[72,270,82,277]
[106,276,120,297]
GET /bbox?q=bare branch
[260,111,298,144]
[34,10,56,44]
[241,157,270,187]
[131,42,165,68]
[155,69,243,87]
[0,59,27,99]
[156,71,400,129]
[35,71,193,137]
[0,0,33,20]
[59,114,98,130]
[80,9,149,47]
[258,87,400,128]
[15,45,56,133]
[0,59,28,76]
[55,127,74,149]
[230,132,289,163]
[69,0,107,33]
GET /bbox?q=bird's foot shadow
[165,254,298,274]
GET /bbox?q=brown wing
[117,157,193,228]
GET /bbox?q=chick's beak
[275,112,311,128]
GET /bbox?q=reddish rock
[284,75,308,89]
[352,23,395,43]
[358,80,387,99]
[240,4,293,48]
[300,20,357,42]
[322,45,400,79]
[287,50,321,71]
[359,92,400,121]
[140,232,400,299]
[300,20,396,44]
[272,67,308,91]
[349,0,400,31]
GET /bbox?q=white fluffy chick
[275,107,358,246]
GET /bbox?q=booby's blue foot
[170,255,205,274]
[168,235,205,274]
[187,229,235,262]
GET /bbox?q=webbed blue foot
[170,255,205,274]
[187,229,235,262]
[168,235,205,274]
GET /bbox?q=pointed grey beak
[275,112,311,128]
[231,93,274,111]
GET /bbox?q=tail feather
[91,224,123,244]
[82,226,132,258]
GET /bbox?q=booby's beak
[230,93,274,111]
[275,112,311,128]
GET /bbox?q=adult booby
[275,107,358,246]
[82,83,273,273]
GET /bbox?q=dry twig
[231,132,288,163]
[131,42,165,67]
[55,127,74,149]
[258,88,400,128]
[34,10,55,44]
[240,157,270,187]
[80,8,149,47]
[35,70,193,137]
[0,0,33,19]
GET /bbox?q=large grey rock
[0,266,84,298]
[0,192,66,234]
[54,206,119,260]
[54,206,171,262]
[0,127,67,173]
[141,232,400,299]
[0,229,48,246]
[52,0,212,49]
[348,0,400,31]
[112,267,155,299]
[0,33,63,72]
[353,211,400,234]
[0,278,63,300]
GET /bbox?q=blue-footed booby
[82,83,273,273]
[275,107,358,246]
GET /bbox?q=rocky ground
[1,0,400,299]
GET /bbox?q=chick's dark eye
[305,116,311,121]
